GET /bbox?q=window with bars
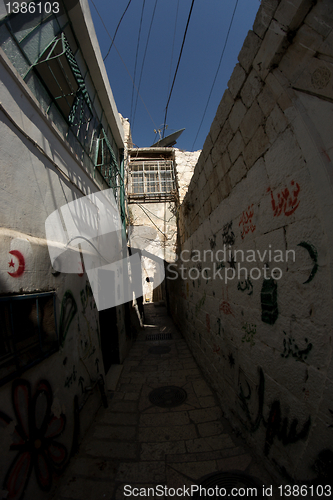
[0,2,120,189]
[129,161,175,199]
[0,292,58,386]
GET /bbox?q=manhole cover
[146,333,172,341]
[148,346,171,355]
[148,386,187,407]
[193,471,266,499]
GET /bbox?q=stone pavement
[51,303,278,500]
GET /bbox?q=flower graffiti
[3,379,67,500]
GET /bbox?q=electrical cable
[162,0,195,138]
[130,0,146,126]
[132,0,158,132]
[191,0,239,150]
[90,0,158,131]
[103,0,133,62]
[166,0,180,101]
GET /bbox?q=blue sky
[88,0,260,151]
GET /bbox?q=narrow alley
[51,303,277,499]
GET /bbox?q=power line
[90,0,158,131]
[162,0,195,138]
[191,0,239,150]
[166,0,180,101]
[130,0,146,125]
[132,0,159,133]
[103,0,133,62]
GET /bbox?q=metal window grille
[0,292,58,387]
[128,160,176,201]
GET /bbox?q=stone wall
[168,0,333,483]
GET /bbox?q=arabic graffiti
[222,221,235,246]
[261,278,278,325]
[267,180,300,217]
[264,400,311,456]
[281,331,313,361]
[239,205,256,239]
[237,277,253,295]
[241,322,256,346]
[238,367,311,456]
[3,379,67,498]
[64,365,77,388]
[195,292,206,316]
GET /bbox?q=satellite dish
[151,128,185,148]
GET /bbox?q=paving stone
[197,420,224,437]
[107,400,138,412]
[116,461,166,483]
[91,425,136,441]
[98,411,138,426]
[139,424,197,443]
[216,453,252,471]
[185,434,235,453]
[57,476,115,500]
[66,457,118,480]
[115,484,165,500]
[167,446,247,464]
[140,411,190,427]
[140,441,186,461]
[188,406,222,423]
[170,460,218,482]
[83,440,138,459]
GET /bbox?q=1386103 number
[278,485,332,496]
[5,2,60,15]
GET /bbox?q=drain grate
[193,471,266,499]
[149,386,187,408]
[148,346,171,355]
[146,333,172,341]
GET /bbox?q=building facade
[0,1,132,498]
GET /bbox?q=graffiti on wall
[237,277,253,295]
[241,322,256,347]
[2,379,67,499]
[222,221,235,246]
[219,288,234,316]
[239,205,256,239]
[261,278,278,325]
[297,241,318,284]
[59,290,77,347]
[280,331,313,362]
[267,180,300,217]
[238,367,311,457]
[7,250,25,278]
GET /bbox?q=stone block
[208,169,219,194]
[253,20,289,80]
[243,125,269,168]
[228,130,245,164]
[305,0,333,38]
[238,30,262,72]
[229,99,247,133]
[239,100,264,144]
[228,63,247,99]
[274,0,314,31]
[240,69,263,108]
[202,134,213,162]
[257,83,276,117]
[265,103,288,143]
[215,152,231,183]
[253,0,279,39]
[264,127,305,188]
[210,89,234,143]
[229,155,247,188]
[203,154,214,180]
[211,121,233,164]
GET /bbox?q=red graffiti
[267,181,300,217]
[219,300,234,316]
[7,250,25,277]
[213,344,220,354]
[206,313,210,333]
[239,204,256,239]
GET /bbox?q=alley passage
[52,304,277,499]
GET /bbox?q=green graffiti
[241,322,256,346]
